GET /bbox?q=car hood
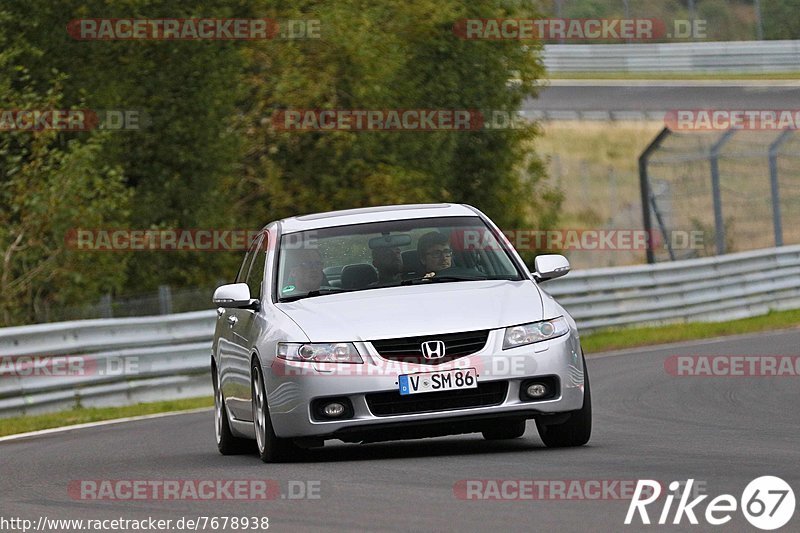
[276,280,544,341]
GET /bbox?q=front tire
[214,365,251,455]
[535,356,592,448]
[252,358,300,463]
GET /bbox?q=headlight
[502,317,569,349]
[277,342,363,363]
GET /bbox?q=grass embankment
[581,308,800,353]
[535,120,664,228]
[0,396,213,438]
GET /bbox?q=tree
[1,0,562,325]
[762,0,800,39]
[0,17,131,324]
[236,0,560,241]
[7,0,251,292]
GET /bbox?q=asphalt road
[525,81,800,114]
[2,329,799,532]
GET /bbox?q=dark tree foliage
[0,0,557,325]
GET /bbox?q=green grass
[2,309,798,437]
[547,71,800,80]
[0,396,213,438]
[582,308,800,354]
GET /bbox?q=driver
[417,231,453,274]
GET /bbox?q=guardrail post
[158,285,173,315]
[768,129,793,247]
[99,294,112,318]
[639,127,672,264]
[754,0,764,40]
[709,130,736,256]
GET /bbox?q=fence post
[768,129,793,247]
[709,130,736,256]
[638,127,671,264]
[99,294,112,318]
[158,285,173,315]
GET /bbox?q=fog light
[322,402,345,418]
[526,383,548,398]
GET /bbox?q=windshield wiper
[278,287,356,302]
[400,274,486,286]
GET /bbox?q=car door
[224,232,267,421]
[217,233,259,420]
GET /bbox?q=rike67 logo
[625,477,795,530]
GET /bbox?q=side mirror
[212,283,259,309]
[533,254,570,282]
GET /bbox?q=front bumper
[264,329,585,439]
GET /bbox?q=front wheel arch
[535,350,592,448]
[250,353,300,463]
[212,359,250,454]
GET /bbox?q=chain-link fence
[641,128,800,263]
[547,152,651,269]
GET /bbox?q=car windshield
[276,216,523,302]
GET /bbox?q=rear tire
[213,365,251,455]
[482,419,526,440]
[535,355,592,448]
[252,358,301,463]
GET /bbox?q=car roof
[277,203,480,234]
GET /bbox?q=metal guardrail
[0,311,215,417]
[2,245,799,417]
[546,244,800,330]
[543,40,800,72]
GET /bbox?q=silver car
[212,203,591,462]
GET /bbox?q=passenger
[371,246,403,283]
[284,248,325,292]
[417,231,453,273]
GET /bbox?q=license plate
[398,368,478,395]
